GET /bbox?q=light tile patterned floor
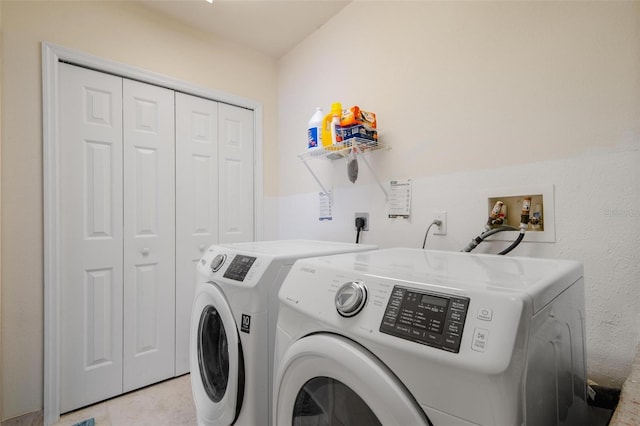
[4,372,614,425]
[53,375,197,426]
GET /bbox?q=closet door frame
[42,42,265,425]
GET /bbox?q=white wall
[1,1,278,420]
[277,1,640,387]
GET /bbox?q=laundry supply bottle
[307,107,324,149]
[321,102,342,148]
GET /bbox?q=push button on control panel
[446,322,462,335]
[381,287,405,328]
[477,307,493,321]
[471,328,489,352]
[448,310,463,322]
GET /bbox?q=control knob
[210,254,226,273]
[335,280,368,317]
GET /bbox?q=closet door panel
[175,93,219,374]
[59,63,124,413]
[218,103,254,243]
[123,79,176,392]
[57,62,256,414]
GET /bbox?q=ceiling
[138,0,351,58]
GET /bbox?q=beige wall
[278,1,640,196]
[277,1,640,387]
[1,1,278,420]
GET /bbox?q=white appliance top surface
[301,248,583,312]
[214,239,377,259]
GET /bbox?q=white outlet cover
[433,211,447,235]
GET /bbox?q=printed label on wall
[319,191,332,221]
[388,179,412,218]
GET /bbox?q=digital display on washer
[223,255,256,281]
[380,286,470,353]
[422,294,447,307]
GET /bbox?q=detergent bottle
[307,107,324,149]
[321,102,342,147]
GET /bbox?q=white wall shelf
[298,138,390,201]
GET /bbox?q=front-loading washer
[273,248,587,425]
[190,240,376,426]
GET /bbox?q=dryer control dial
[210,254,227,273]
[335,281,367,317]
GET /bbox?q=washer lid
[205,239,377,259]
[295,248,583,313]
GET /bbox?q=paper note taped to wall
[388,179,412,218]
[319,191,332,221]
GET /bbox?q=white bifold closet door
[173,95,255,373]
[59,64,176,410]
[122,79,176,392]
[58,63,255,413]
[59,63,124,413]
[218,103,254,243]
[175,93,218,375]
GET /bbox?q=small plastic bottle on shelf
[321,102,342,148]
[307,107,324,149]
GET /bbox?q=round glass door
[293,376,381,426]
[198,305,229,402]
[274,334,429,426]
[190,282,244,425]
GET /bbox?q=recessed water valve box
[484,185,555,243]
[487,194,544,231]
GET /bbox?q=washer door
[274,333,430,426]
[190,282,244,425]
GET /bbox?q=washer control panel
[379,286,470,353]
[222,254,256,282]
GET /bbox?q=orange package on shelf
[340,106,377,129]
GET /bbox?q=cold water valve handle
[520,196,532,231]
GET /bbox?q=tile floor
[52,375,196,426]
[48,374,613,426]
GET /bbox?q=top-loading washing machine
[190,240,377,426]
[273,248,587,426]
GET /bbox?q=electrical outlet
[354,212,369,231]
[433,211,447,235]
